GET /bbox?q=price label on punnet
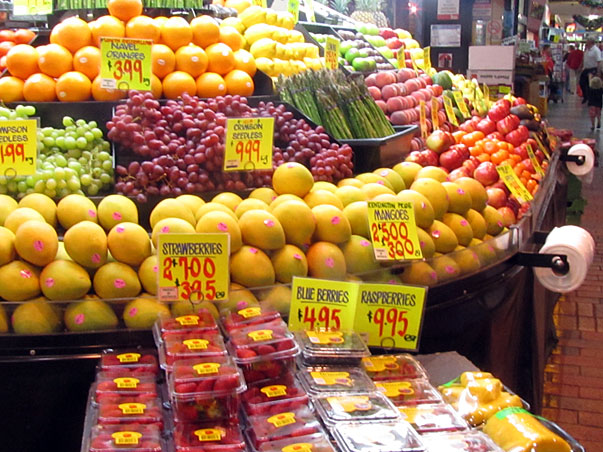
[0,119,38,176]
[224,117,274,171]
[496,164,533,204]
[368,201,423,261]
[325,36,340,70]
[158,233,230,303]
[288,277,359,332]
[100,37,152,91]
[354,282,427,351]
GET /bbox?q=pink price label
[431,230,441,239]
[91,253,101,264]
[249,248,258,254]
[114,279,126,288]
[460,220,468,227]
[129,307,138,317]
[75,314,85,324]
[293,253,302,260]
[264,219,275,227]
[360,239,370,247]
[161,226,170,233]
[116,226,125,233]
[331,216,340,225]
[20,270,32,279]
[45,278,55,288]
[217,222,228,232]
[88,209,97,218]
[113,212,122,221]
[445,265,456,274]
[325,257,334,268]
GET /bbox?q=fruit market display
[0,0,281,102]
[277,69,395,139]
[80,322,574,452]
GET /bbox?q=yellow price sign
[419,100,428,139]
[354,283,427,351]
[288,277,359,332]
[0,119,37,176]
[288,0,300,24]
[158,233,230,303]
[431,97,439,131]
[305,0,316,22]
[410,54,420,76]
[526,144,544,176]
[423,47,431,72]
[368,201,423,261]
[533,134,551,160]
[224,117,274,171]
[443,96,459,127]
[13,0,52,15]
[543,125,557,151]
[496,164,533,204]
[498,85,511,95]
[325,36,340,70]
[483,83,491,108]
[252,0,267,6]
[396,48,405,69]
[452,91,471,119]
[100,38,152,91]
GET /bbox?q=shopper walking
[587,76,603,130]
[579,39,601,104]
[566,44,583,94]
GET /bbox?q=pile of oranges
[0,0,257,102]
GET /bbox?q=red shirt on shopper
[566,47,584,70]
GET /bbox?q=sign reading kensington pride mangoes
[289,277,427,351]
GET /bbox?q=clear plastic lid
[169,356,246,399]
[420,431,504,452]
[295,329,370,358]
[99,349,159,376]
[257,432,337,452]
[156,312,219,339]
[242,378,309,416]
[173,422,246,452]
[361,355,427,381]
[228,319,298,363]
[298,366,375,396]
[245,406,323,449]
[313,392,401,425]
[222,306,282,334]
[96,395,164,426]
[95,372,158,400]
[160,331,227,369]
[375,379,443,406]
[398,404,468,433]
[88,424,163,452]
[332,421,424,452]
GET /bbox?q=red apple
[439,148,464,171]
[487,187,508,208]
[498,206,516,226]
[473,161,499,186]
[386,37,403,49]
[420,149,439,166]
[425,129,455,154]
[379,28,397,39]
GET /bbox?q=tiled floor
[542,93,603,451]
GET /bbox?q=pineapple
[351,0,389,27]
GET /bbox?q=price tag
[452,91,471,119]
[354,282,427,351]
[158,233,230,303]
[288,0,300,24]
[367,201,423,261]
[325,36,340,70]
[288,277,359,331]
[224,117,274,171]
[496,164,533,203]
[305,0,316,22]
[0,119,37,176]
[526,144,544,176]
[443,96,459,127]
[543,125,557,150]
[498,85,511,95]
[396,48,405,69]
[252,0,267,6]
[423,47,431,72]
[431,97,439,131]
[483,83,491,108]
[410,54,420,76]
[13,0,52,15]
[533,134,551,160]
[112,432,142,446]
[419,100,428,139]
[100,38,152,91]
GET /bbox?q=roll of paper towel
[566,144,595,176]
[534,226,594,293]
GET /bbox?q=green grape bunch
[0,107,114,200]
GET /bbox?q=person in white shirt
[579,39,602,104]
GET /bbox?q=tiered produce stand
[0,1,588,452]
